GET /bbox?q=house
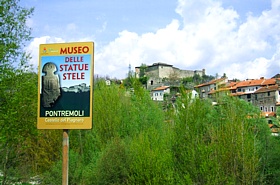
[268,124,280,136]
[261,111,276,124]
[194,77,228,99]
[259,111,280,136]
[186,89,199,99]
[253,85,279,112]
[230,78,280,113]
[151,86,170,101]
[195,77,280,114]
[229,78,276,95]
[105,80,111,86]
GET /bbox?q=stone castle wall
[135,63,205,91]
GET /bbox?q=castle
[135,62,205,90]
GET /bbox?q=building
[186,89,199,99]
[229,78,280,113]
[195,77,280,113]
[194,77,228,99]
[252,85,279,112]
[135,62,205,91]
[105,80,111,86]
[151,86,170,101]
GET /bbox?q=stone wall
[135,63,205,91]
[251,91,276,112]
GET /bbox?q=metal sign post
[62,129,69,185]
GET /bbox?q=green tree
[192,73,202,84]
[136,63,148,86]
[0,0,34,184]
[139,63,147,78]
[202,74,215,83]
[0,72,38,184]
[40,80,278,185]
[172,93,269,184]
[182,76,194,89]
[0,0,34,72]
[40,79,173,184]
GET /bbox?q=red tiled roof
[196,78,280,90]
[230,92,246,96]
[227,82,239,90]
[235,79,264,87]
[255,85,278,93]
[208,89,216,94]
[195,78,227,88]
[234,78,278,88]
[152,86,170,91]
[268,123,279,127]
[271,128,280,133]
[268,124,274,128]
[261,112,276,117]
[262,78,276,85]
[268,124,280,133]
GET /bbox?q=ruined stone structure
[135,62,205,90]
[41,62,61,107]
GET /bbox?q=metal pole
[62,129,69,185]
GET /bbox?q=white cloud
[26,36,64,67]
[225,57,270,80]
[66,23,77,32]
[26,0,280,80]
[94,0,280,80]
[176,0,223,25]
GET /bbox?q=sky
[21,0,280,80]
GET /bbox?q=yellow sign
[37,42,94,129]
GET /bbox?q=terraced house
[195,77,280,113]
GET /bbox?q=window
[268,92,270,96]
[265,107,268,112]
[151,80,153,85]
[202,92,205,98]
[247,94,251,99]
[260,106,263,111]
[271,106,274,112]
